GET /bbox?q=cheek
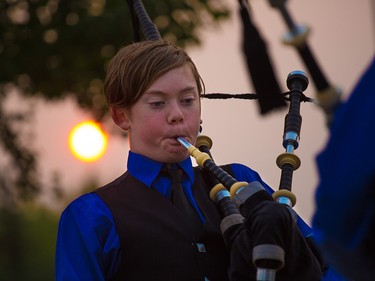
[139,117,164,136]
[186,113,201,137]
[187,109,201,126]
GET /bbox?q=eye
[150,101,165,108]
[181,97,195,105]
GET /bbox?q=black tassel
[239,0,286,114]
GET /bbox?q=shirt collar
[127,151,195,188]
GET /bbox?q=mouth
[169,136,187,145]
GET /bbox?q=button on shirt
[55,151,312,281]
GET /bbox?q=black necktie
[164,164,202,235]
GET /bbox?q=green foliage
[0,0,230,119]
[0,103,39,202]
[0,206,59,281]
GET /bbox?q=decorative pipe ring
[316,85,342,110]
[276,153,301,170]
[272,189,297,207]
[230,181,251,199]
[252,244,285,270]
[287,70,309,92]
[209,183,227,202]
[187,146,211,166]
[195,134,213,149]
[282,25,310,47]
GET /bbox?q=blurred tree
[0,206,58,281]
[0,0,231,204]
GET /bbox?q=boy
[56,40,324,280]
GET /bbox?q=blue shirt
[313,57,375,280]
[55,151,327,281]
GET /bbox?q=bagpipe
[178,73,324,281]
[126,0,342,280]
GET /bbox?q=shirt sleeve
[55,193,120,281]
[312,57,375,280]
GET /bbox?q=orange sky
[29,0,374,222]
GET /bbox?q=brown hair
[104,40,205,109]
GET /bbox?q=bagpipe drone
[126,0,342,280]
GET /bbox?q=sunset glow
[69,121,108,162]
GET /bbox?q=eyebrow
[144,86,198,96]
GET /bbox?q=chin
[164,151,189,163]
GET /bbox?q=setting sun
[69,120,108,162]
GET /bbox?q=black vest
[95,165,233,281]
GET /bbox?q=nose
[168,102,184,123]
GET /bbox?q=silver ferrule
[276,196,293,207]
[177,137,191,149]
[256,268,276,281]
[215,189,230,202]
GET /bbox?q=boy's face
[115,64,201,163]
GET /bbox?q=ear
[110,107,130,130]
